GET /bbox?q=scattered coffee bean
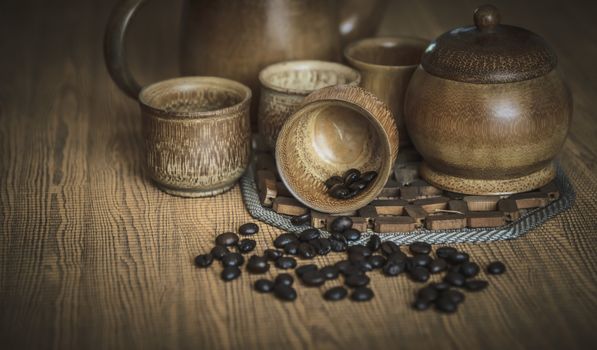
[342,228,361,241]
[238,223,259,236]
[343,168,361,185]
[435,295,458,313]
[215,232,239,246]
[345,274,370,288]
[352,259,373,272]
[221,266,241,281]
[348,245,372,257]
[320,266,340,280]
[459,262,480,278]
[411,254,432,268]
[246,255,269,273]
[409,266,430,282]
[444,271,466,287]
[442,289,465,304]
[324,286,348,301]
[283,241,300,255]
[368,255,387,269]
[211,245,230,260]
[299,228,320,242]
[387,251,407,262]
[264,249,283,261]
[330,216,353,233]
[329,184,351,199]
[274,284,297,301]
[367,234,382,252]
[487,261,506,275]
[335,260,352,274]
[380,241,401,256]
[194,253,214,268]
[295,264,318,277]
[298,242,317,259]
[237,239,257,254]
[275,257,297,269]
[409,241,431,255]
[428,258,448,273]
[430,282,450,291]
[311,238,331,255]
[273,233,298,248]
[383,260,405,276]
[351,287,374,301]
[329,236,347,252]
[275,273,294,287]
[290,212,311,226]
[465,279,489,292]
[222,252,244,267]
[360,171,378,183]
[341,264,365,277]
[324,176,344,189]
[447,251,470,265]
[417,286,439,302]
[412,298,431,311]
[254,279,275,293]
[436,246,458,259]
[302,270,326,287]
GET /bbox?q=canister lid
[421,4,557,83]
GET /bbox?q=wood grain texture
[0,0,596,349]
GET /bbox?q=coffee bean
[435,295,457,313]
[274,284,297,301]
[330,216,353,233]
[320,266,339,280]
[290,212,311,226]
[409,241,431,255]
[283,241,300,255]
[380,241,401,256]
[335,260,352,274]
[459,262,480,278]
[348,244,372,257]
[428,258,448,273]
[275,273,294,287]
[417,286,439,302]
[447,251,470,265]
[487,261,506,275]
[444,271,466,287]
[273,233,298,248]
[238,223,259,236]
[237,239,256,254]
[442,289,465,304]
[329,184,350,199]
[411,254,432,268]
[409,266,430,282]
[299,228,320,242]
[351,287,374,301]
[194,253,213,268]
[352,259,373,272]
[264,249,283,261]
[360,171,378,183]
[341,265,365,277]
[368,255,387,269]
[295,264,318,277]
[275,257,297,269]
[298,242,316,259]
[325,176,344,189]
[301,270,326,287]
[342,228,361,242]
[211,245,230,260]
[436,246,458,259]
[345,274,370,288]
[367,234,382,252]
[348,252,366,263]
[311,238,331,255]
[246,255,269,274]
[465,279,489,292]
[222,252,244,267]
[387,251,407,262]
[329,237,347,252]
[430,282,450,291]
[221,266,241,281]
[383,260,405,276]
[412,298,431,311]
[215,232,239,247]
[348,179,368,191]
[324,286,348,301]
[343,168,361,185]
[254,279,275,293]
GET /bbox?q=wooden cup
[344,37,428,147]
[139,77,252,197]
[275,85,398,214]
[258,60,360,150]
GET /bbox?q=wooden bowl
[275,85,398,214]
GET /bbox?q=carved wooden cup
[276,85,399,214]
[140,77,252,197]
[258,60,360,150]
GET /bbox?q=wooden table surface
[1,0,596,349]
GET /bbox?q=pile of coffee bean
[325,169,378,199]
[194,219,506,312]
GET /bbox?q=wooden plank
[373,216,417,233]
[310,211,328,229]
[467,211,507,228]
[498,199,521,221]
[276,181,292,197]
[448,199,469,214]
[369,199,407,215]
[272,197,308,216]
[404,205,428,227]
[425,214,467,230]
[463,195,501,211]
[510,192,550,209]
[413,196,450,213]
[378,179,400,197]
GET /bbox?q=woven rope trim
[240,162,575,245]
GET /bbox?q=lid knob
[474,4,501,31]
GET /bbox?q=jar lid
[421,4,557,83]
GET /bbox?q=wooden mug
[344,37,428,147]
[258,60,360,150]
[127,76,251,197]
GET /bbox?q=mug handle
[104,0,148,99]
